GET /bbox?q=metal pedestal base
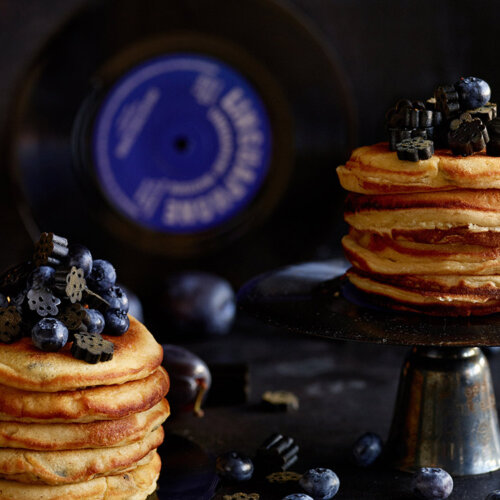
[387,346,500,476]
[237,261,500,478]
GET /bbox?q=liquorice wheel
[396,137,434,161]
[448,114,489,156]
[71,332,114,363]
[33,232,69,266]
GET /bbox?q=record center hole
[173,136,190,154]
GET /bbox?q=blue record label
[92,53,273,233]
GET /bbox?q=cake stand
[237,260,500,476]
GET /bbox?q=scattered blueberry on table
[216,451,254,481]
[351,432,383,467]
[411,467,453,499]
[282,495,313,500]
[486,490,500,499]
[299,468,340,499]
[162,271,236,336]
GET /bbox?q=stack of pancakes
[0,316,169,499]
[337,144,500,315]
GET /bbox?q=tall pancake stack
[337,77,500,315]
[0,316,169,499]
[0,233,170,499]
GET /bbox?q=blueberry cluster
[0,232,130,363]
[386,76,499,160]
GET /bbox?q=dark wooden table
[164,319,500,499]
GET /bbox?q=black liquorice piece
[255,433,299,473]
[26,287,61,317]
[435,85,461,118]
[448,113,489,156]
[261,390,299,412]
[34,233,69,267]
[0,262,34,296]
[396,137,434,161]
[58,303,87,333]
[486,117,500,156]
[71,332,114,364]
[468,102,497,123]
[388,128,412,151]
[0,306,23,343]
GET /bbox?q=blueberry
[283,495,314,500]
[84,309,105,334]
[411,467,453,499]
[216,451,253,481]
[163,272,236,336]
[31,318,68,352]
[486,491,500,500]
[352,432,383,467]
[120,285,143,322]
[0,293,8,308]
[29,266,55,288]
[103,308,129,335]
[67,244,93,277]
[299,468,340,500]
[87,260,116,293]
[161,344,211,415]
[455,76,491,110]
[101,286,129,312]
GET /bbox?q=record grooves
[5,0,356,298]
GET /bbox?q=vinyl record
[5,0,356,298]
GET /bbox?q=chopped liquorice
[27,287,61,317]
[468,102,497,123]
[261,390,299,412]
[487,117,500,156]
[396,137,434,161]
[34,232,69,266]
[435,85,460,118]
[0,306,23,343]
[57,303,87,332]
[205,363,249,406]
[65,267,86,303]
[71,332,114,364]
[255,433,299,474]
[0,262,34,295]
[448,113,489,156]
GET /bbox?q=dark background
[2,3,500,498]
[1,0,499,276]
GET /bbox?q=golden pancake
[0,316,163,392]
[0,367,169,423]
[0,426,163,485]
[0,451,160,500]
[0,399,169,450]
[345,189,500,246]
[342,229,500,275]
[337,143,500,194]
[346,268,500,316]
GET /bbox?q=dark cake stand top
[237,260,500,347]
